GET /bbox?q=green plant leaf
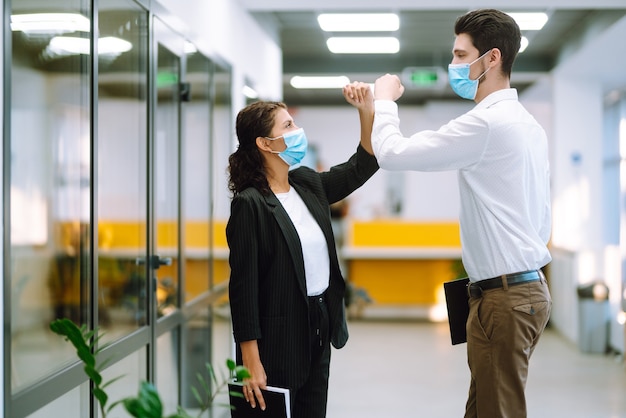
[84,365,102,385]
[195,372,210,396]
[122,398,143,417]
[190,386,203,407]
[93,387,108,409]
[100,374,125,390]
[226,358,236,372]
[76,345,96,368]
[234,365,251,381]
[137,381,163,417]
[206,363,218,386]
[50,319,90,353]
[229,390,244,399]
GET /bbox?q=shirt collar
[475,88,518,110]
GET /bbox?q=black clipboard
[228,381,291,418]
[443,277,470,345]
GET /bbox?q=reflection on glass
[181,311,211,411]
[10,2,91,391]
[211,61,233,306]
[100,346,147,414]
[155,44,181,317]
[26,384,88,417]
[97,0,149,342]
[184,53,212,303]
[210,309,235,416]
[209,62,234,417]
[156,329,180,415]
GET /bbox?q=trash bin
[577,282,610,354]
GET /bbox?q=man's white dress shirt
[372,88,552,281]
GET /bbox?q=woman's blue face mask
[266,128,308,166]
[448,50,492,100]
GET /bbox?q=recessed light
[11,13,90,34]
[290,76,350,89]
[47,36,132,56]
[242,85,258,99]
[506,12,549,31]
[519,36,529,53]
[326,37,399,54]
[317,13,399,32]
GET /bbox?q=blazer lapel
[263,193,308,299]
[291,182,336,256]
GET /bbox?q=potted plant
[50,318,250,418]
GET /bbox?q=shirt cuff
[374,99,398,114]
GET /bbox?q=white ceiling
[237,0,626,105]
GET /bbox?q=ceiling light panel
[11,13,90,34]
[290,76,350,89]
[506,12,549,30]
[318,13,399,32]
[326,37,399,54]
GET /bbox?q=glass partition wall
[4,1,232,416]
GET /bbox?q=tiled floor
[326,320,626,418]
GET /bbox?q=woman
[227,83,376,418]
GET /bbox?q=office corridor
[326,320,626,418]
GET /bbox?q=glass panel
[210,62,234,417]
[98,346,148,418]
[181,311,210,412]
[156,329,180,415]
[155,43,181,317]
[97,0,149,342]
[210,307,235,416]
[26,383,88,418]
[183,53,212,303]
[10,2,92,391]
[211,62,232,296]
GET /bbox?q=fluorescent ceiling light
[506,12,548,30]
[184,42,197,54]
[290,75,350,89]
[318,13,399,32]
[327,37,399,54]
[11,13,90,34]
[242,85,259,99]
[519,36,529,53]
[98,37,133,54]
[48,36,132,56]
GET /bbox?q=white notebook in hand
[228,380,291,418]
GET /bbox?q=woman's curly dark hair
[228,101,287,197]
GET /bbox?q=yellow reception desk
[81,220,462,319]
[342,220,463,319]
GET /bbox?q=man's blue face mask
[266,128,308,166]
[448,49,492,100]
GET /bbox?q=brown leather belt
[467,270,543,298]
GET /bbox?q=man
[356,8,552,418]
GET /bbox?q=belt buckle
[467,282,483,298]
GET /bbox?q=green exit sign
[401,67,446,89]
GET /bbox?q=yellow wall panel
[349,259,458,304]
[349,220,460,247]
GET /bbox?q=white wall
[155,0,283,222]
[156,0,282,105]
[549,16,626,350]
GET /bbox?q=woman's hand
[240,340,268,410]
[343,81,374,111]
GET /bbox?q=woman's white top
[276,187,330,296]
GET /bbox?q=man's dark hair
[454,9,521,77]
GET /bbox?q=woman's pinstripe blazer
[227,144,379,389]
